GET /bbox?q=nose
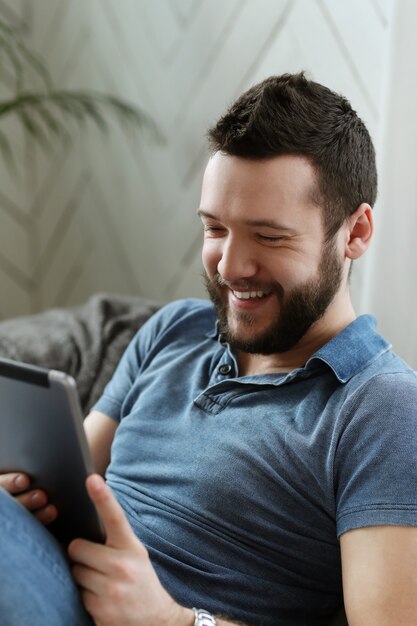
[217,235,258,282]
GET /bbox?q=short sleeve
[335,372,417,537]
[91,299,209,421]
[91,305,170,420]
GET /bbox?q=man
[1,72,417,626]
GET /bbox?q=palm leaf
[0,17,162,161]
[18,107,51,151]
[0,17,51,91]
[0,91,162,158]
[15,39,52,91]
[0,127,13,163]
[0,32,25,93]
[31,102,70,142]
[0,127,18,176]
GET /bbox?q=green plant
[0,16,159,165]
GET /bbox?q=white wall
[1,0,404,351]
[361,0,417,366]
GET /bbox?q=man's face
[199,153,345,355]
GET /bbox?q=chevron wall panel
[0,0,395,318]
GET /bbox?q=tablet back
[0,357,104,544]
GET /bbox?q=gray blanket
[0,293,160,413]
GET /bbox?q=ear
[345,203,374,260]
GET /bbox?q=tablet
[0,357,105,545]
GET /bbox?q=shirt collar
[306,315,391,383]
[208,314,391,384]
[207,320,222,341]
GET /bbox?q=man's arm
[341,525,417,625]
[83,410,118,476]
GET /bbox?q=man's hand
[68,474,194,626]
[0,472,57,524]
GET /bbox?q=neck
[237,294,356,376]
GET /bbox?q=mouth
[231,289,272,300]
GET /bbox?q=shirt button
[218,364,232,375]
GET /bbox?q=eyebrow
[197,209,296,233]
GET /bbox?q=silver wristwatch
[192,608,217,626]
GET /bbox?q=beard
[204,241,343,355]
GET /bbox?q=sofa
[0,293,161,414]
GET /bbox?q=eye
[203,224,225,237]
[257,234,285,243]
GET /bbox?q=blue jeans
[0,488,94,625]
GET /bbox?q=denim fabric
[0,489,93,626]
[94,299,417,626]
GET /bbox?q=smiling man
[200,153,350,364]
[1,73,417,626]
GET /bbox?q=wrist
[174,605,195,626]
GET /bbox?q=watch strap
[192,607,217,626]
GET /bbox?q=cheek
[268,253,320,289]
[202,241,220,276]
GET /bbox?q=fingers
[70,565,104,623]
[16,490,58,524]
[0,472,57,525]
[0,473,48,511]
[71,563,106,595]
[33,503,58,525]
[85,474,136,549]
[16,488,47,509]
[0,472,30,494]
[68,537,113,568]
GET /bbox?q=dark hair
[207,72,377,240]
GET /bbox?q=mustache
[205,272,283,297]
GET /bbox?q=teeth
[233,290,270,300]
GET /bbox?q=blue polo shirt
[94,299,417,626]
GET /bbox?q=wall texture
[0,0,394,319]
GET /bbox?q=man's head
[207,72,377,241]
[200,73,375,357]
